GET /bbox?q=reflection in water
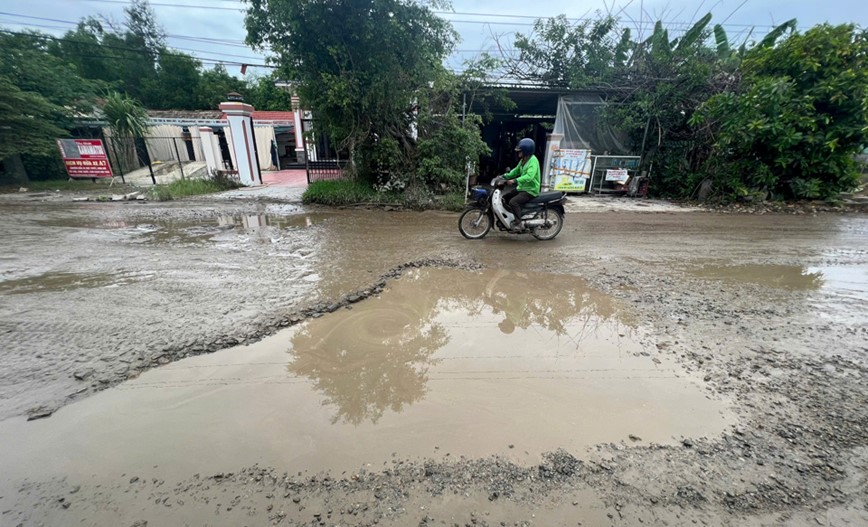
[289,286,448,425]
[216,214,325,230]
[129,214,328,246]
[689,264,824,290]
[288,268,636,425]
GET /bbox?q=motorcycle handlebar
[492,175,510,188]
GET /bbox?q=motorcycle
[458,176,566,241]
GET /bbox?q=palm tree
[102,92,149,176]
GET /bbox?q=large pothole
[0,268,732,482]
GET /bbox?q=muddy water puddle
[34,212,330,246]
[0,268,731,481]
[688,263,825,290]
[686,261,868,309]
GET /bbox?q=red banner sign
[57,139,114,178]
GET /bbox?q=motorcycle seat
[527,191,565,204]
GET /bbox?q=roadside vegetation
[249,1,867,205]
[0,0,293,185]
[302,180,465,212]
[1,0,865,205]
[500,16,867,202]
[147,176,240,201]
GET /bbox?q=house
[139,109,307,172]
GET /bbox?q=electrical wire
[0,28,275,68]
[35,1,810,30]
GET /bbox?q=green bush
[21,153,68,181]
[438,192,468,212]
[697,25,868,200]
[302,180,397,206]
[416,113,490,193]
[302,179,466,210]
[148,176,238,201]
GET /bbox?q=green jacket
[505,155,541,197]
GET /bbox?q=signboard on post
[56,139,113,178]
[605,168,629,183]
[550,148,592,192]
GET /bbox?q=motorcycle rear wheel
[458,208,492,239]
[531,210,564,240]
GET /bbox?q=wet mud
[0,195,866,526]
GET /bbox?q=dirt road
[0,191,866,526]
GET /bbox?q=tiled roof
[148,110,224,119]
[144,109,295,124]
[250,111,295,121]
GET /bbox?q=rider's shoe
[510,220,523,231]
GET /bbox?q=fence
[104,135,214,184]
[306,159,348,183]
[301,118,351,183]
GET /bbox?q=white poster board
[605,168,629,183]
[551,148,592,192]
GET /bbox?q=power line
[0,11,264,49]
[2,5,806,67]
[0,12,265,61]
[0,29,273,68]
[0,11,80,25]
[0,20,73,31]
[56,1,809,30]
[80,0,243,11]
[2,7,800,49]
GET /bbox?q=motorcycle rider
[502,138,540,230]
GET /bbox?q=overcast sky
[2,0,866,77]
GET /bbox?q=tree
[504,14,728,196]
[507,15,623,88]
[52,1,218,110]
[1,31,101,118]
[152,53,202,110]
[102,92,150,175]
[502,12,802,198]
[49,18,124,88]
[245,73,293,111]
[124,0,165,58]
[696,24,868,199]
[0,77,70,183]
[0,30,101,183]
[413,67,494,192]
[244,0,456,178]
[197,64,246,109]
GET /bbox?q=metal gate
[302,119,347,184]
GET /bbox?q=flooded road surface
[0,269,730,486]
[1,195,867,526]
[0,202,330,420]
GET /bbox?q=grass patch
[148,177,239,201]
[302,180,400,206]
[438,192,468,212]
[303,180,468,211]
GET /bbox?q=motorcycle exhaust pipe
[523,219,548,227]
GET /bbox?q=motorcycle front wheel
[531,210,564,240]
[458,207,492,239]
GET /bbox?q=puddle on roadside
[686,261,868,299]
[35,213,329,246]
[216,213,327,230]
[687,263,824,290]
[0,271,145,295]
[140,214,329,245]
[808,263,868,298]
[0,268,732,481]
